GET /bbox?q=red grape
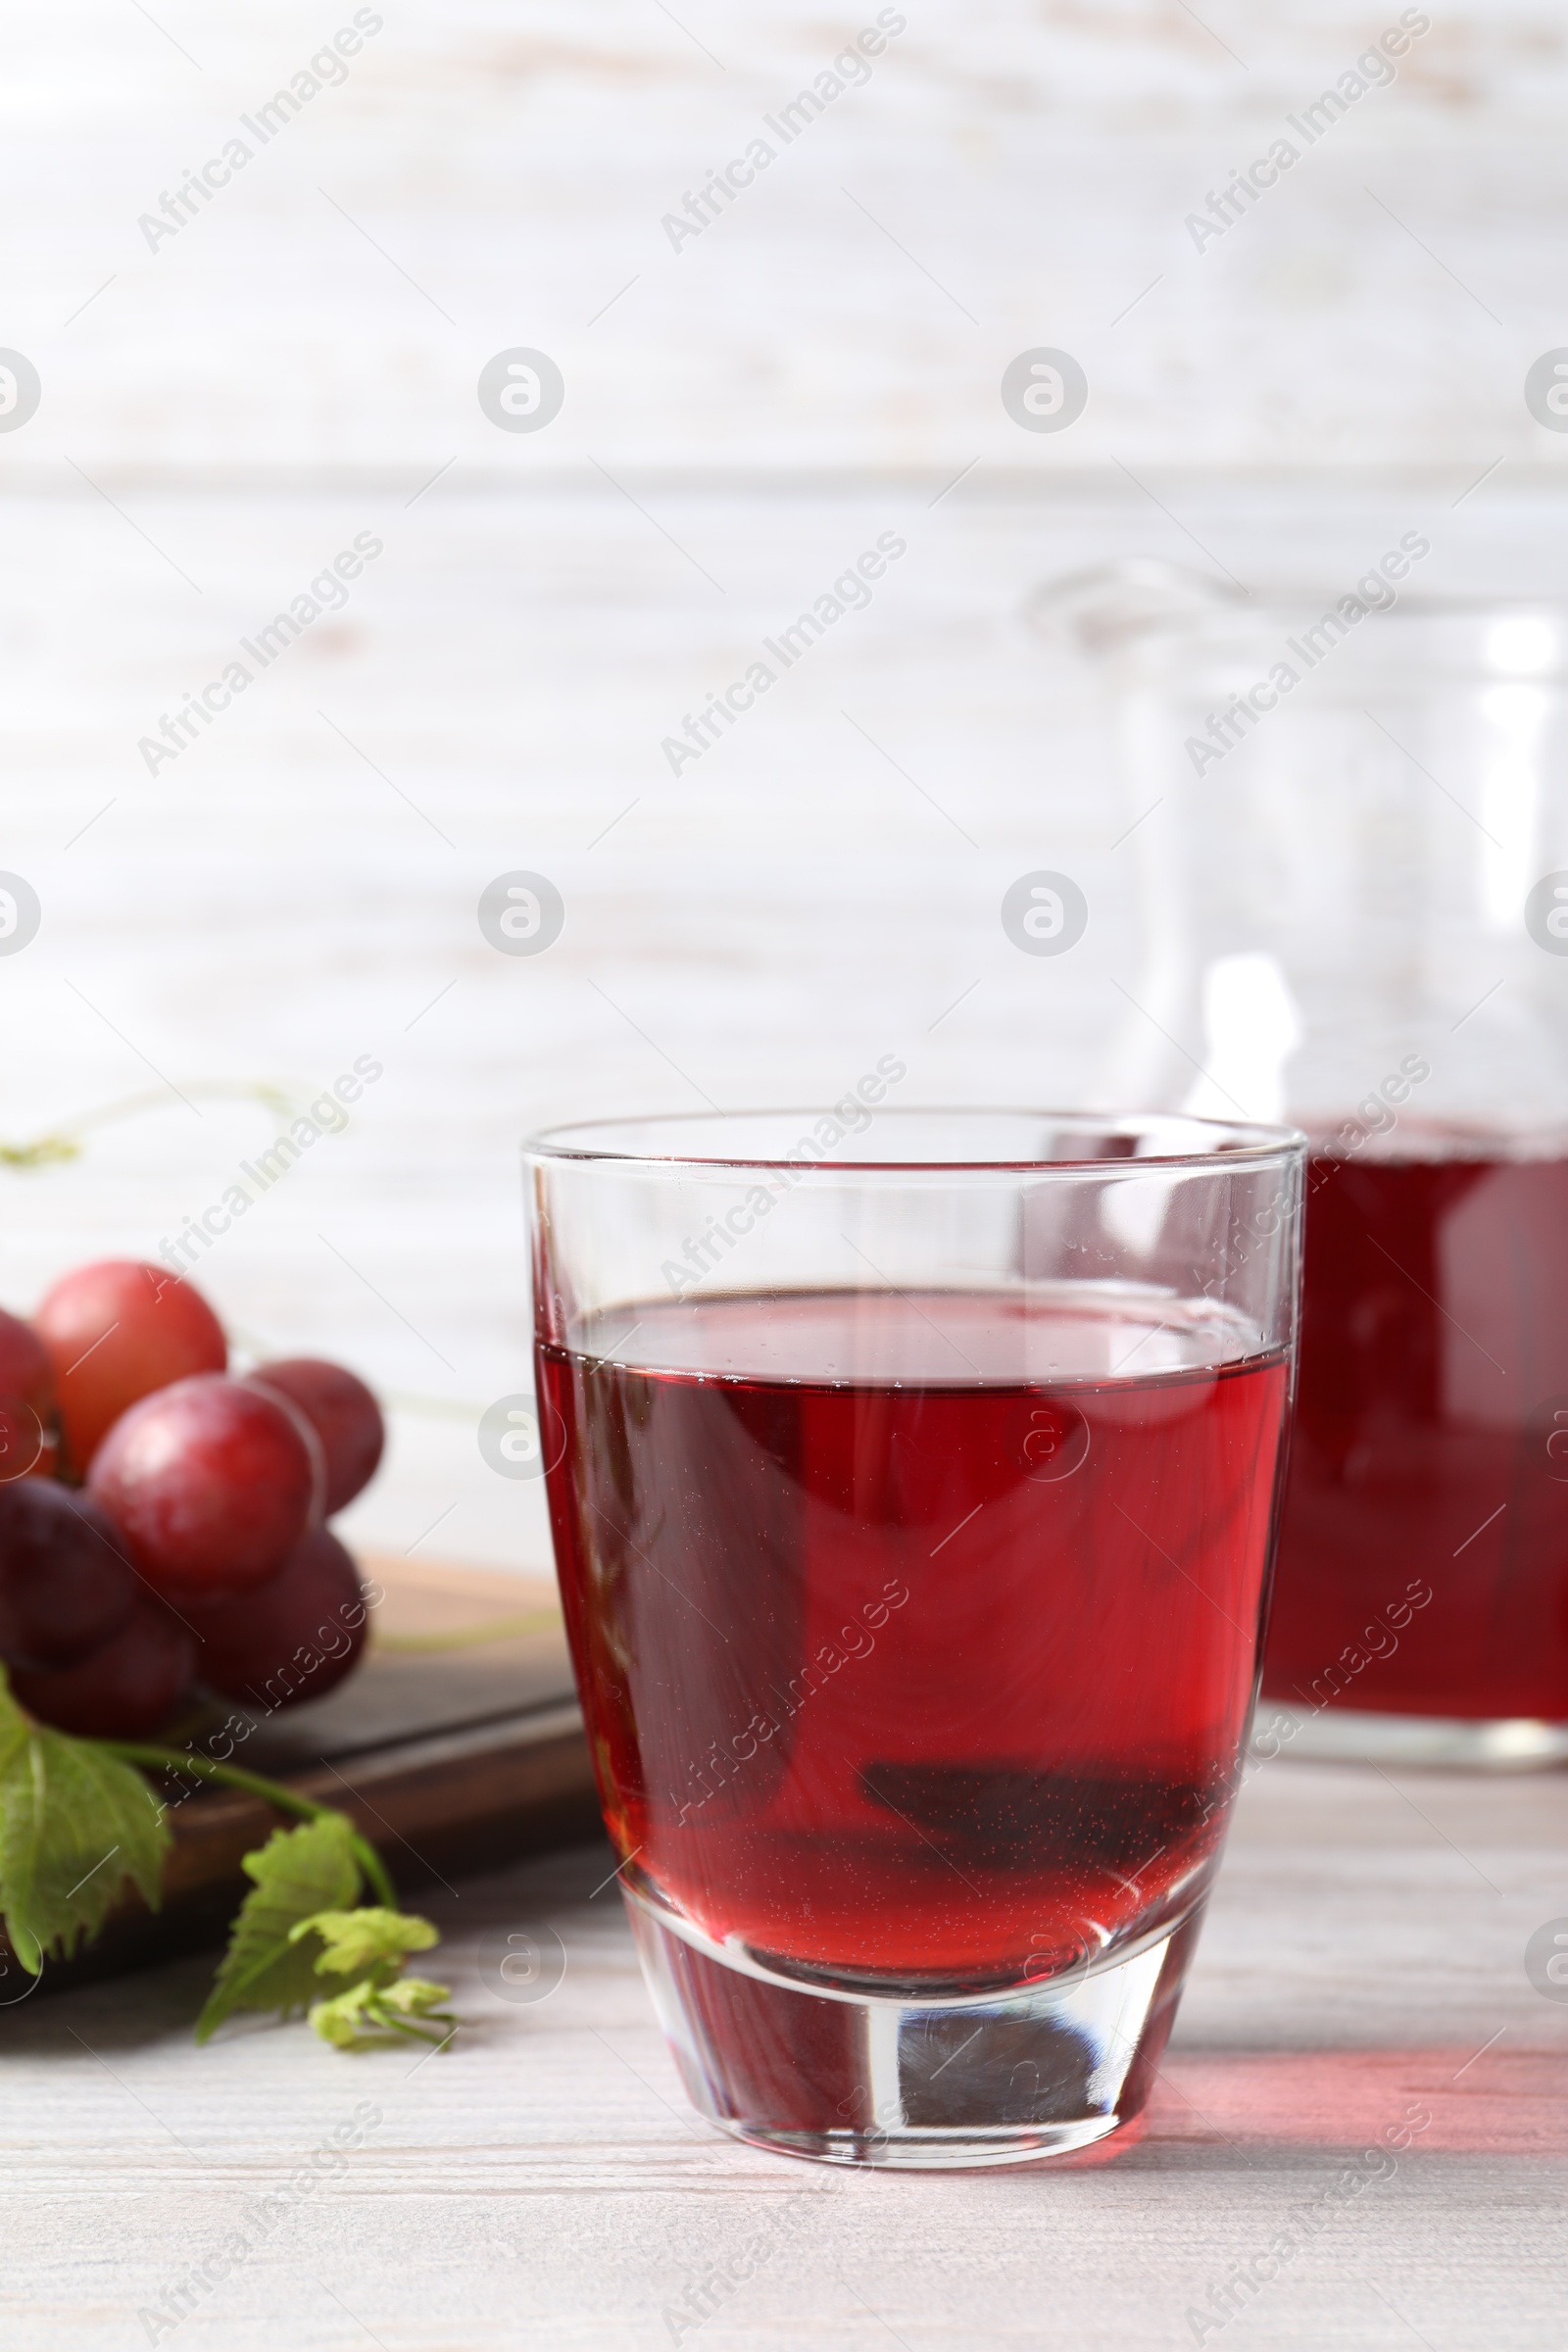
[11,1596,196,1738]
[245,1358,384,1514]
[87,1375,319,1600]
[185,1528,370,1709]
[0,1306,58,1482]
[35,1259,226,1476]
[0,1481,137,1669]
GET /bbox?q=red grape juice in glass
[1262,1137,1568,1738]
[530,1108,1301,2167]
[543,1292,1287,1982]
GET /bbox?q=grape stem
[98,1742,398,1910]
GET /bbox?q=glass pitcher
[1032,561,1568,1765]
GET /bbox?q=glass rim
[1106,595,1568,678]
[524,1105,1307,1176]
[1030,564,1568,675]
[1149,592,1568,621]
[1036,564,1568,630]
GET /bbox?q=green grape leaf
[0,1671,170,1976]
[195,1813,362,2043]
[291,1906,439,1980]
[309,1973,456,2052]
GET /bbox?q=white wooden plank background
[1,0,1565,1571]
[4,1,1568,478]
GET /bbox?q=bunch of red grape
[0,1261,385,1739]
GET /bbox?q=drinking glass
[1033,564,1568,1764]
[527,1109,1302,2169]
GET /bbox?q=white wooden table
[7,1756,1566,2350]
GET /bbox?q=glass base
[623,1884,1201,2170]
[1255,1702,1568,1770]
[710,2117,1128,2170]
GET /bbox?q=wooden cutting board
[4,1553,600,1997]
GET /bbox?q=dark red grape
[35,1259,226,1475]
[245,1358,384,1514]
[87,1375,319,1600]
[185,1528,370,1710]
[0,1481,137,1669]
[11,1596,196,1738]
[0,1305,58,1482]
